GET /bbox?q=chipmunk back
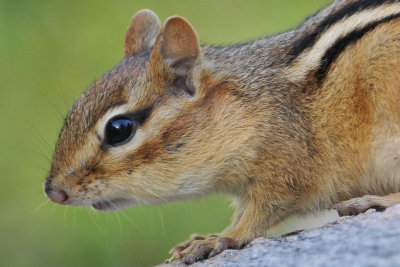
[44,0,400,264]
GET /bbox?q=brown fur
[44,1,400,264]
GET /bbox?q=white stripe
[288,3,400,81]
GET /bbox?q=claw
[209,237,244,257]
[169,234,246,264]
[169,234,206,255]
[333,195,394,217]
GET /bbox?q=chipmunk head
[44,9,253,211]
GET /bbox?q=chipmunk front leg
[333,192,400,216]
[169,197,289,264]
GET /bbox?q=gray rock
[160,205,400,267]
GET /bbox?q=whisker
[87,208,106,234]
[57,76,71,112]
[63,205,69,231]
[36,166,49,174]
[33,199,50,213]
[108,202,140,231]
[20,147,52,164]
[73,208,77,240]
[26,122,53,153]
[42,94,65,123]
[115,212,123,233]
[158,207,172,246]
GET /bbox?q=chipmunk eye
[105,116,136,146]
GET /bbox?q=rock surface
[159,205,400,267]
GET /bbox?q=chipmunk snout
[44,180,69,205]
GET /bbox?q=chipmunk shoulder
[44,0,400,264]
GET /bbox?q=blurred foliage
[0,0,331,266]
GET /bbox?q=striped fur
[45,1,400,263]
[287,0,400,82]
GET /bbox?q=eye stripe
[124,106,153,125]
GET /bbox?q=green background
[1,0,331,266]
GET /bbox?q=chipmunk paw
[168,234,245,264]
[332,195,389,217]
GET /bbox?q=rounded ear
[160,16,200,78]
[124,9,161,57]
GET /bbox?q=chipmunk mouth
[91,198,134,211]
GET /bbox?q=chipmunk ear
[124,9,161,57]
[159,16,201,95]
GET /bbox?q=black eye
[105,117,136,146]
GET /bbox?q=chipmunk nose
[44,180,69,204]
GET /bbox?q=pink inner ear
[124,9,161,57]
[160,16,200,66]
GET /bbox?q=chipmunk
[44,0,400,264]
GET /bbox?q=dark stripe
[288,0,399,60]
[126,106,153,125]
[315,13,400,83]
